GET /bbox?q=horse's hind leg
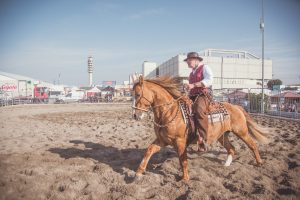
[136,139,163,176]
[218,132,235,166]
[234,131,263,166]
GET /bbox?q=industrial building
[143,49,272,91]
[0,71,53,99]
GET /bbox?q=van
[49,91,65,104]
[58,90,85,103]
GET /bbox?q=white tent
[86,86,101,97]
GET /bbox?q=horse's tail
[236,106,269,144]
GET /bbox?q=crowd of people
[280,103,298,112]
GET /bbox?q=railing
[0,97,33,107]
[1,88,299,121]
[213,88,300,120]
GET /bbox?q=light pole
[58,73,61,85]
[260,0,265,113]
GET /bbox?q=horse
[132,76,268,181]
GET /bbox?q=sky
[0,0,299,86]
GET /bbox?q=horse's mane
[141,76,182,99]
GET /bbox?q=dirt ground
[0,104,299,200]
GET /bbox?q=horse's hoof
[256,162,263,167]
[134,173,143,182]
[182,178,189,184]
[224,154,233,167]
[181,176,189,183]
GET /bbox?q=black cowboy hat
[184,52,203,62]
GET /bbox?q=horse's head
[132,76,153,120]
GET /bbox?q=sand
[0,103,299,200]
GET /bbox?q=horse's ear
[139,75,144,85]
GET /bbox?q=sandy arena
[0,104,299,200]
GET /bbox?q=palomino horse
[132,76,268,181]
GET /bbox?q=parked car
[49,91,65,104]
[58,91,84,103]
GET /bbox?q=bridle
[132,83,183,127]
[131,84,153,112]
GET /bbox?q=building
[1,71,37,98]
[271,91,300,104]
[143,49,272,91]
[142,61,157,77]
[0,71,54,99]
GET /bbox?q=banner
[102,81,116,87]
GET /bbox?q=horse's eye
[136,93,141,97]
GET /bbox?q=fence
[0,90,34,107]
[2,86,300,120]
[213,88,300,120]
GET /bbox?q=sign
[1,83,17,91]
[102,81,116,87]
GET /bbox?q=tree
[267,79,282,90]
[246,93,269,113]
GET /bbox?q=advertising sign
[102,81,116,87]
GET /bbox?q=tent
[86,86,101,97]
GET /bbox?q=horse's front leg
[136,139,162,176]
[175,138,189,181]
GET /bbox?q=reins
[151,96,183,128]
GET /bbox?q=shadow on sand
[48,140,177,182]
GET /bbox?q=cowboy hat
[184,52,203,62]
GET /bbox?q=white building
[143,49,272,91]
[0,71,54,98]
[142,61,157,78]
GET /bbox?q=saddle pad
[179,101,188,124]
[208,112,230,123]
[207,102,230,124]
[178,96,193,124]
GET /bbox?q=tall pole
[221,56,224,89]
[88,56,93,87]
[260,0,265,113]
[58,73,61,85]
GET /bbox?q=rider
[184,52,213,152]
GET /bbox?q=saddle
[179,95,230,145]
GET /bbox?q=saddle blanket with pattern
[208,112,230,123]
[207,102,230,124]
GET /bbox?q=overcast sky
[0,0,299,86]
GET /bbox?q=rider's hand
[187,84,195,90]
